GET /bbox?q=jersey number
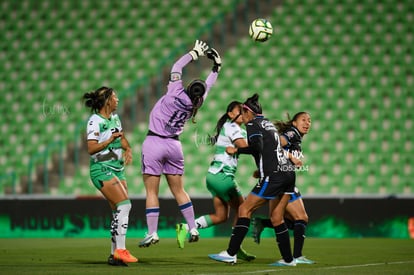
[167,110,188,128]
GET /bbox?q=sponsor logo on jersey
[285,131,295,138]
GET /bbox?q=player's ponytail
[243,93,262,115]
[186,80,206,124]
[209,101,242,145]
[274,111,309,133]
[83,87,113,113]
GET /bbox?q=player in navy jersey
[176,101,255,260]
[139,40,222,248]
[208,93,297,266]
[252,112,314,264]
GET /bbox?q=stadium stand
[1,0,413,196]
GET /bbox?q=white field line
[193,260,414,275]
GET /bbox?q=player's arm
[279,135,288,147]
[227,134,263,155]
[233,138,248,149]
[286,151,302,167]
[242,134,263,154]
[86,119,122,155]
[201,48,221,99]
[121,135,132,165]
[280,133,302,166]
[225,137,247,155]
[87,133,122,155]
[170,40,209,82]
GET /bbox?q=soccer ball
[249,18,273,42]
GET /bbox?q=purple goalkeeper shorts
[141,135,184,175]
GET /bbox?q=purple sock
[146,207,159,234]
[179,202,196,230]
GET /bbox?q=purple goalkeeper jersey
[148,53,218,137]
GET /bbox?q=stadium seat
[1,0,413,198]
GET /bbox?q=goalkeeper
[139,40,221,248]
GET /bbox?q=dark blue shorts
[250,171,295,200]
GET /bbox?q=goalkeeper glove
[206,48,222,72]
[189,40,209,60]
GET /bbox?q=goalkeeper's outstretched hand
[207,48,222,72]
[189,40,209,60]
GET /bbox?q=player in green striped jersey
[83,87,137,265]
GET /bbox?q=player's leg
[209,193,266,263]
[168,174,199,247]
[164,139,199,245]
[229,194,257,261]
[252,189,302,244]
[99,176,138,263]
[203,196,229,226]
[108,177,129,266]
[139,136,164,247]
[228,194,266,251]
[181,172,231,231]
[90,163,137,264]
[139,174,161,247]
[209,177,256,261]
[285,198,314,264]
[228,195,244,226]
[269,194,296,266]
[192,172,232,229]
[252,201,274,244]
[167,174,199,243]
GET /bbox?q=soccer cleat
[107,254,128,266]
[237,247,256,261]
[113,249,138,263]
[189,228,199,243]
[295,256,315,264]
[208,250,237,264]
[176,223,187,248]
[252,217,264,244]
[269,259,297,266]
[138,232,160,248]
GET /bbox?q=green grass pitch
[0,238,413,274]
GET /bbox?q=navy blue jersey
[244,116,294,178]
[282,126,302,152]
[281,126,304,163]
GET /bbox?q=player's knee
[270,213,285,226]
[271,218,284,227]
[116,201,132,217]
[299,213,309,223]
[238,205,251,217]
[215,213,228,224]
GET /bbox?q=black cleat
[107,254,128,267]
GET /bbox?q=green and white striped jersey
[208,121,246,176]
[86,113,123,167]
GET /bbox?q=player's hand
[123,148,133,165]
[290,156,303,167]
[189,40,209,60]
[111,131,123,142]
[206,48,222,72]
[252,170,260,178]
[225,146,237,155]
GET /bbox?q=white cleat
[138,232,160,247]
[208,250,237,264]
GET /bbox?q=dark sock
[227,217,250,256]
[293,220,307,258]
[274,223,293,262]
[262,218,273,228]
[285,217,294,230]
